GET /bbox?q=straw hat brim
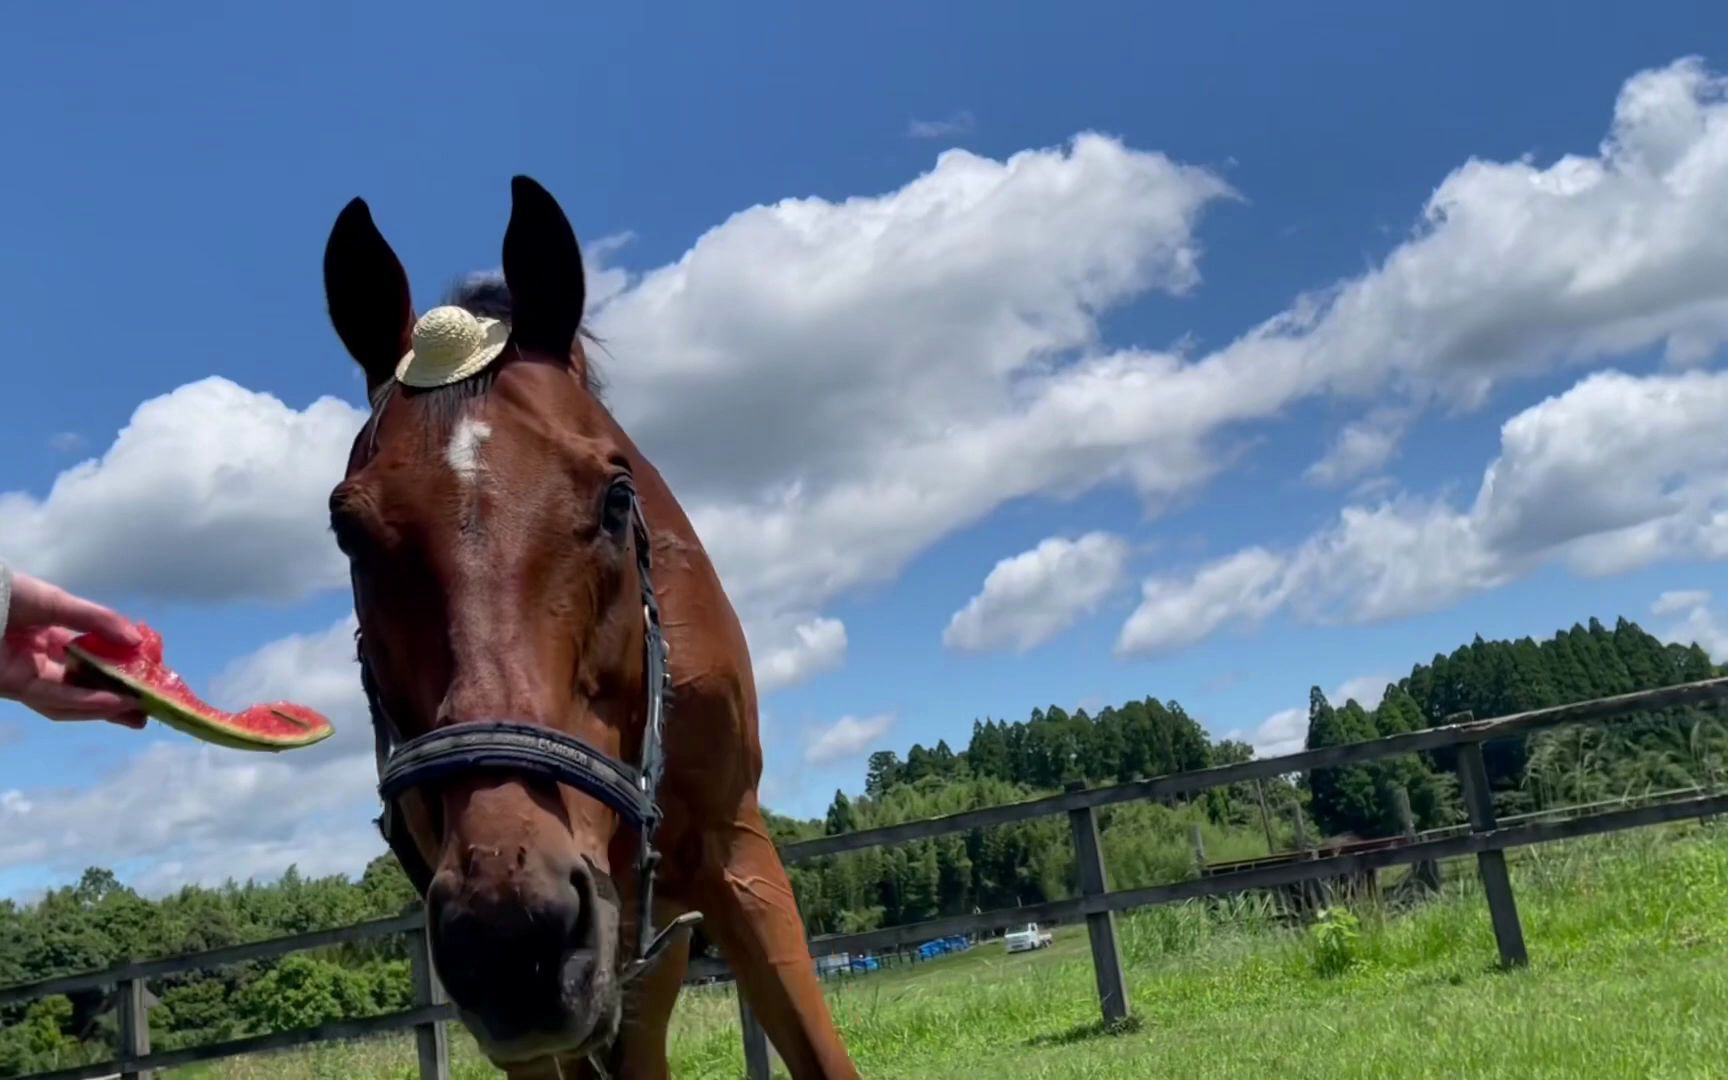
[394,317,512,388]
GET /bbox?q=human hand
[1,572,147,728]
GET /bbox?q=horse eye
[601,481,634,535]
[327,494,367,557]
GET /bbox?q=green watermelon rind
[65,643,333,753]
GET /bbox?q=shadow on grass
[1025,1014,1144,1049]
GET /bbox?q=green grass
[170,821,1728,1078]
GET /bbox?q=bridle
[349,381,700,988]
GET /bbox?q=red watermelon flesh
[66,623,334,751]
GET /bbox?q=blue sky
[2,1,1727,898]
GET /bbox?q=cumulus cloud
[589,132,1237,630]
[0,744,384,895]
[1119,366,1728,656]
[751,616,849,694]
[1230,673,1396,759]
[1116,548,1288,656]
[803,712,896,765]
[0,378,363,603]
[1653,589,1712,616]
[1304,407,1411,488]
[0,616,385,894]
[944,532,1130,652]
[1649,590,1728,662]
[586,57,1728,665]
[1258,55,1728,402]
[12,56,1728,697]
[1239,708,1306,761]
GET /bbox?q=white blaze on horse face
[445,417,493,489]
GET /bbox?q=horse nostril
[568,859,600,933]
[561,948,598,997]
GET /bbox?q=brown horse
[321,177,859,1079]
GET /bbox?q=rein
[350,386,698,987]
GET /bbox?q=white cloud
[1304,407,1411,488]
[0,740,382,895]
[1261,55,1728,401]
[944,531,1130,652]
[803,712,895,765]
[1333,675,1394,713]
[0,378,363,603]
[907,111,977,139]
[1116,548,1288,656]
[1653,589,1712,616]
[11,56,1728,698]
[751,616,849,694]
[1119,366,1728,655]
[1650,590,1728,663]
[590,131,1237,634]
[46,432,86,454]
[1230,673,1395,759]
[0,616,385,894]
[1242,707,1306,761]
[585,56,1728,666]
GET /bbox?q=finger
[33,701,145,724]
[33,706,112,723]
[24,679,141,717]
[107,709,149,730]
[37,588,142,647]
[35,649,137,693]
[32,627,76,661]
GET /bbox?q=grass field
[172,821,1728,1078]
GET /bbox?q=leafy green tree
[824,790,856,836]
[234,955,386,1034]
[864,751,902,797]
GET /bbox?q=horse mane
[377,271,611,438]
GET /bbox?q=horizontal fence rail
[3,676,1724,1080]
[777,677,1728,863]
[733,789,1728,963]
[28,1004,457,1080]
[0,911,424,1009]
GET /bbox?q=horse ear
[323,197,413,393]
[502,175,586,358]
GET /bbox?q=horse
[320,176,859,1079]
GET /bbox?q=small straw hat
[394,305,510,388]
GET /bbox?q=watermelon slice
[65,623,334,751]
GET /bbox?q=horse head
[321,177,677,1066]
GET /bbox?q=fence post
[1189,824,1207,876]
[1065,780,1131,1026]
[117,975,151,1080]
[1254,778,1277,854]
[1456,742,1529,968]
[1289,802,1320,910]
[1394,784,1441,893]
[409,919,451,1080]
[738,989,772,1080]
[1393,785,1415,841]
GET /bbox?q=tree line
[761,617,1725,938]
[0,614,1722,1074]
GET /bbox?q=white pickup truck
[1003,921,1053,953]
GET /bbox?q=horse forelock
[354,271,611,460]
[442,270,609,400]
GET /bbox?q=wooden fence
[3,677,1726,1079]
